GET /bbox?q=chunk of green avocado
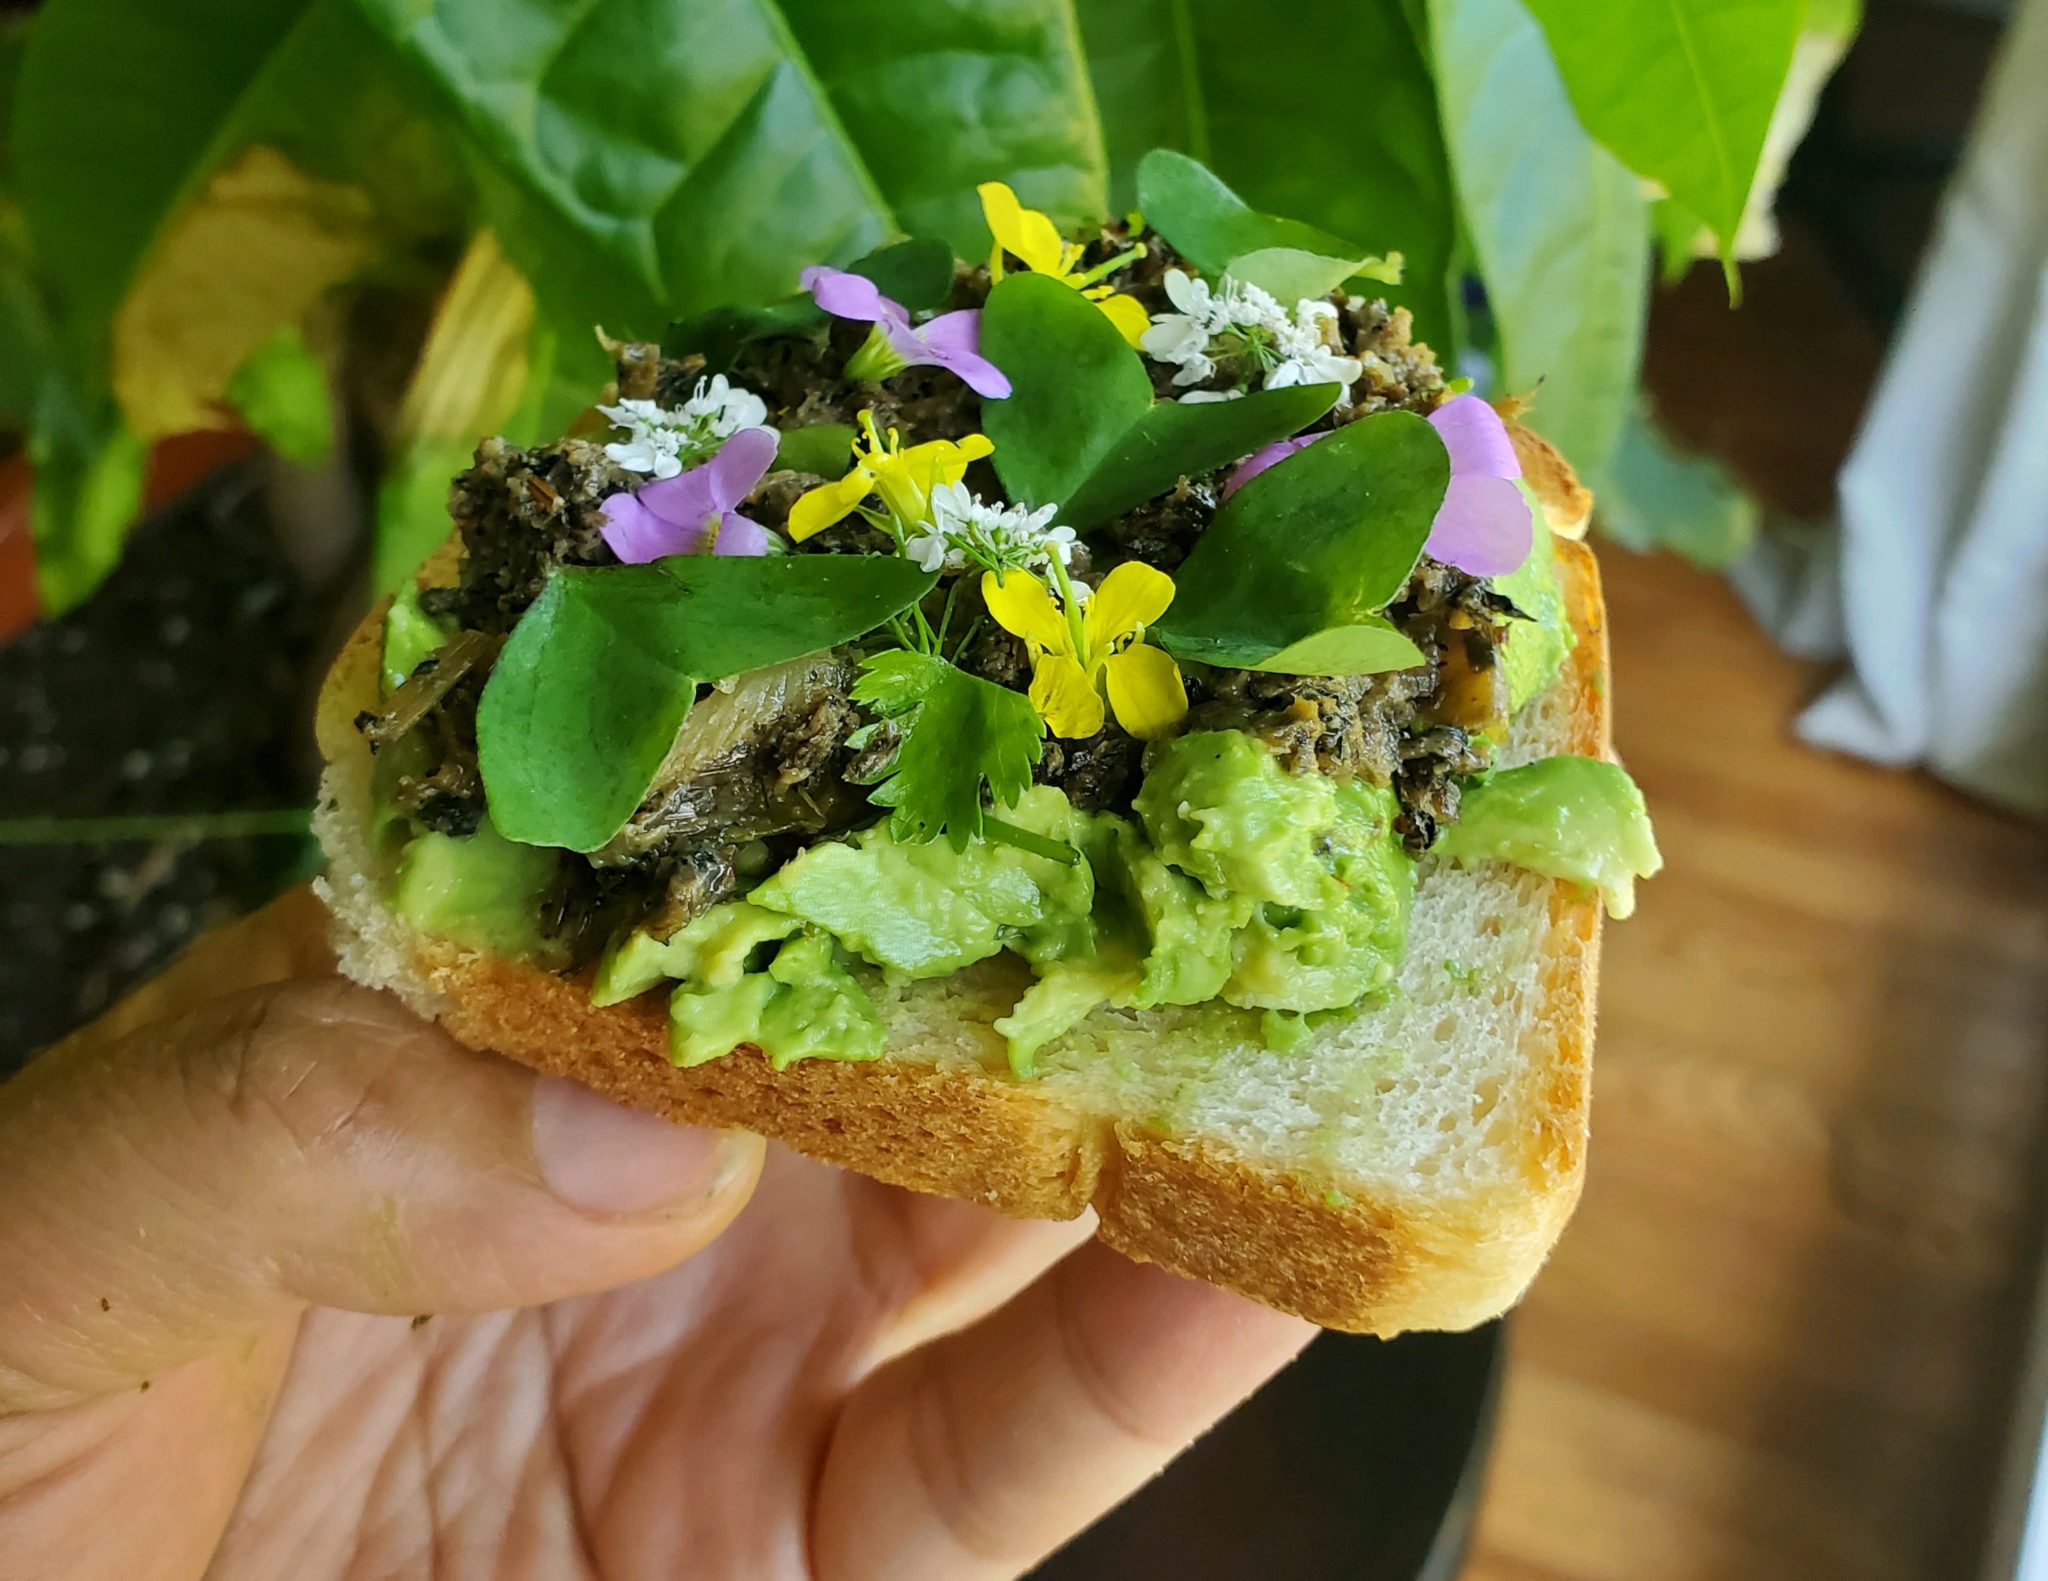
[390,817,560,960]
[592,903,801,1007]
[749,786,1097,978]
[667,931,886,1069]
[1132,730,1345,910]
[1221,780,1414,1012]
[1433,755,1662,918]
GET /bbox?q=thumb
[0,977,763,1412]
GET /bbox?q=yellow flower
[981,561,1188,740]
[788,411,994,542]
[978,181,1151,349]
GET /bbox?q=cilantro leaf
[852,651,1044,850]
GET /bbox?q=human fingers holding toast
[0,888,1312,1581]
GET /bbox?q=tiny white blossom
[599,375,769,479]
[1270,298,1365,404]
[679,372,768,435]
[598,399,687,477]
[1141,268,1361,404]
[907,483,1078,576]
[904,530,953,573]
[1142,269,1292,390]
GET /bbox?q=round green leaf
[478,554,935,852]
[1158,412,1449,675]
[981,272,1338,526]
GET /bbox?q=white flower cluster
[904,483,1079,576]
[1139,268,1364,405]
[599,375,769,478]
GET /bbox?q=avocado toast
[317,156,1658,1334]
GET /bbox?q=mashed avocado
[1433,755,1662,917]
[391,815,561,960]
[748,786,1100,979]
[1221,779,1413,1010]
[752,732,1416,1075]
[1133,729,1344,910]
[593,902,800,1007]
[668,930,886,1069]
[1494,495,1574,713]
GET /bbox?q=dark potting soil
[0,465,332,1073]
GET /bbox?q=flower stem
[1072,242,1147,289]
[1046,556,1089,661]
[855,504,905,550]
[981,816,1078,866]
[949,612,986,664]
[911,601,939,655]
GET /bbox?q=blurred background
[3,0,2047,1577]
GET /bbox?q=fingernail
[531,1077,738,1217]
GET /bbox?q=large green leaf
[344,0,894,336]
[12,0,468,349]
[15,0,465,325]
[236,4,477,239]
[12,0,323,333]
[1517,0,1804,266]
[1653,0,1862,276]
[980,272,1336,527]
[1428,0,1647,480]
[1076,2,1199,210]
[1078,0,1459,349]
[26,384,147,614]
[346,0,1107,333]
[0,15,28,183]
[0,226,46,433]
[777,0,1107,256]
[12,0,465,610]
[0,21,42,432]
[1158,412,1447,673]
[477,554,935,852]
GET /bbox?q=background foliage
[0,0,1853,613]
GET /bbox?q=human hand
[0,889,1312,1580]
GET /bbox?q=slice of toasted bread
[314,529,1608,1335]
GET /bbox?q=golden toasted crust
[1506,418,1593,539]
[314,519,1607,1334]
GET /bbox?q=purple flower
[801,265,1012,399]
[1425,395,1532,577]
[1224,432,1329,498]
[599,426,779,563]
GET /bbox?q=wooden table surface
[1464,545,2048,1581]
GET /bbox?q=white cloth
[1738,0,2048,816]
